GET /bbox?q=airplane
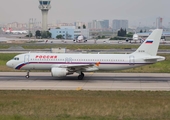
[132,32,139,42]
[6,29,165,80]
[73,35,87,43]
[2,28,28,34]
[12,30,28,34]
[126,32,143,43]
[1,28,11,33]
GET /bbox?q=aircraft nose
[6,61,13,68]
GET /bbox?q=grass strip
[1,43,170,49]
[0,90,170,120]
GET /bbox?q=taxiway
[0,72,170,91]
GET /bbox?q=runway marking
[76,87,83,91]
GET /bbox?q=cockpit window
[13,57,19,60]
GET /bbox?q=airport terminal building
[137,31,170,40]
[137,32,170,37]
[49,26,89,40]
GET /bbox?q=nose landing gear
[25,70,30,79]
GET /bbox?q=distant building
[101,20,109,29]
[88,20,109,31]
[49,26,89,39]
[56,23,74,28]
[137,31,170,37]
[112,19,128,31]
[4,22,28,30]
[88,22,92,29]
[156,17,163,29]
[74,21,86,29]
[92,20,97,29]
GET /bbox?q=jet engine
[51,68,73,77]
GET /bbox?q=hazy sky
[0,0,169,27]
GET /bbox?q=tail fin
[2,28,6,32]
[9,28,12,32]
[132,29,163,56]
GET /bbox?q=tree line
[34,30,51,39]
[117,28,127,37]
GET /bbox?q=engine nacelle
[51,68,68,77]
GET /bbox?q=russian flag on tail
[145,40,153,44]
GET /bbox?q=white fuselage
[133,34,139,41]
[74,35,87,43]
[6,53,154,71]
[77,35,84,41]
[11,30,28,34]
[2,28,28,34]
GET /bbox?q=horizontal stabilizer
[143,56,165,61]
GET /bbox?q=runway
[0,72,170,91]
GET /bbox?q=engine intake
[51,68,68,77]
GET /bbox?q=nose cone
[6,60,13,68]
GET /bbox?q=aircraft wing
[52,63,99,72]
[57,64,94,68]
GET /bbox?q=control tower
[39,0,51,31]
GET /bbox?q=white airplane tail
[132,29,163,56]
[1,28,6,32]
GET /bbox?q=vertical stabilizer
[132,29,163,56]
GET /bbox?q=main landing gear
[78,72,84,80]
[25,70,30,79]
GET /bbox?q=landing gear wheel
[25,70,30,79]
[78,72,84,80]
[25,75,29,79]
[78,75,84,80]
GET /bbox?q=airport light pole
[29,18,33,41]
[33,18,36,37]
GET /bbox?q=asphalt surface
[0,35,170,91]
[0,72,170,91]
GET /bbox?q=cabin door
[24,55,29,63]
[129,55,135,65]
